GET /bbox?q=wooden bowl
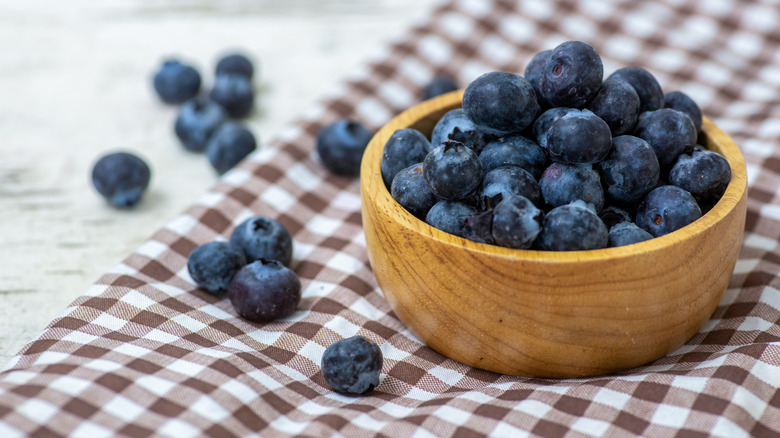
[360,90,747,378]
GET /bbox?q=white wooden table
[0,0,442,365]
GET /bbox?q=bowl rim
[361,89,748,264]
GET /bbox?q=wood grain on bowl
[360,91,747,378]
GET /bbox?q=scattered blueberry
[599,135,660,203]
[538,41,603,108]
[587,78,640,135]
[608,221,653,247]
[490,194,543,249]
[668,148,731,207]
[230,216,293,266]
[321,336,383,395]
[91,151,151,208]
[664,91,702,132]
[423,141,484,200]
[228,258,301,323]
[634,108,697,168]
[422,76,458,101]
[205,122,257,175]
[478,165,542,209]
[425,200,478,238]
[635,185,702,237]
[391,163,438,219]
[174,97,228,152]
[478,134,548,179]
[540,162,604,212]
[431,108,490,154]
[524,49,552,107]
[381,128,431,189]
[607,66,664,113]
[316,119,373,177]
[210,73,254,118]
[153,59,201,104]
[187,241,247,293]
[216,53,254,80]
[546,111,612,164]
[462,71,539,136]
[538,200,608,251]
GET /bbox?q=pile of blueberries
[385,40,731,251]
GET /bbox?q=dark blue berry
[205,122,257,175]
[462,71,539,136]
[546,111,612,164]
[230,216,293,266]
[316,119,373,177]
[599,135,660,203]
[599,205,633,229]
[391,163,437,219]
[423,141,483,200]
[540,162,604,212]
[664,91,702,132]
[668,148,731,206]
[524,49,552,107]
[210,74,254,118]
[321,336,383,395]
[608,221,653,247]
[91,151,151,208]
[422,76,458,101]
[479,165,542,209]
[587,79,640,135]
[153,60,201,104]
[478,134,548,179]
[531,107,586,149]
[538,41,603,108]
[216,53,254,80]
[187,241,247,293]
[634,108,697,168]
[381,128,431,189]
[425,201,478,238]
[431,109,490,154]
[539,201,608,251]
[635,185,702,237]
[228,259,301,323]
[607,67,664,113]
[490,194,543,249]
[174,97,228,152]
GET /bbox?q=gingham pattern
[2,0,779,436]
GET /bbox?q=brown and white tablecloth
[1,0,779,436]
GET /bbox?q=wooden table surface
[0,0,442,365]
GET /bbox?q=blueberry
[205,122,257,175]
[524,49,552,107]
[635,185,702,237]
[210,74,254,118]
[479,165,542,209]
[587,79,640,135]
[538,41,603,108]
[634,108,697,168]
[187,241,247,293]
[391,163,437,219]
[546,111,612,164]
[664,91,702,132]
[540,162,604,212]
[531,107,587,149]
[425,200,478,238]
[381,128,431,189]
[321,336,383,395]
[607,67,664,113]
[490,195,543,249]
[431,108,491,154]
[478,134,548,179]
[423,141,484,200]
[91,151,151,208]
[421,76,458,101]
[462,71,539,136]
[608,221,653,247]
[153,60,201,104]
[668,148,731,207]
[316,119,373,177]
[216,53,254,80]
[174,97,228,152]
[230,216,293,266]
[539,200,608,251]
[599,205,633,229]
[228,259,301,323]
[599,135,660,203]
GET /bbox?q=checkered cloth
[2,0,779,436]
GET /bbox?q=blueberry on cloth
[539,200,608,251]
[209,73,254,118]
[174,97,228,152]
[422,76,458,101]
[216,53,255,80]
[546,111,612,164]
[316,119,373,177]
[540,162,604,212]
[608,221,653,248]
[491,194,543,249]
[321,336,383,395]
[462,71,539,136]
[634,108,697,168]
[478,133,548,179]
[422,141,484,200]
[587,78,641,135]
[153,59,201,104]
[425,200,478,238]
[230,216,293,267]
[91,151,151,208]
[599,135,660,204]
[391,163,437,220]
[381,128,431,189]
[205,122,257,175]
[478,165,542,209]
[187,241,247,293]
[635,185,702,237]
[664,90,703,132]
[228,259,301,323]
[607,66,664,113]
[538,41,603,108]
[668,148,731,206]
[431,108,491,154]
